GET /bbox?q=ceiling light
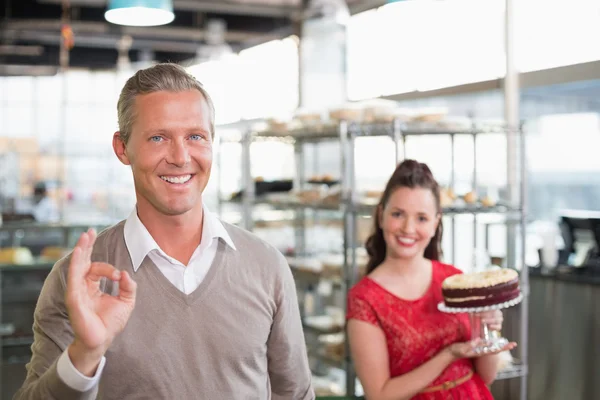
[105,0,175,27]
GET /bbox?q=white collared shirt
[124,204,236,294]
[57,205,235,391]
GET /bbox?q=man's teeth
[398,237,416,244]
[160,175,191,184]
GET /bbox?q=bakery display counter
[529,266,600,285]
[0,260,54,398]
[491,270,600,400]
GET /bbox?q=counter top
[529,267,600,285]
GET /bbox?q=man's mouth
[160,174,192,184]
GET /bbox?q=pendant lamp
[105,0,175,27]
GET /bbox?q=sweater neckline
[140,239,229,306]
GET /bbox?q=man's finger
[83,228,97,265]
[88,262,121,283]
[67,232,91,287]
[118,271,137,303]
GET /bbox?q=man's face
[113,90,213,217]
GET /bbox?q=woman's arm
[347,319,457,400]
[473,354,501,385]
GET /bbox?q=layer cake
[442,269,520,308]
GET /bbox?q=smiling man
[15,63,314,400]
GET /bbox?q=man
[15,63,314,400]
[32,182,60,223]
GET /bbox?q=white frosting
[442,268,518,289]
[445,296,487,303]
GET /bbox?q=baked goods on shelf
[0,247,34,265]
[40,246,70,261]
[442,268,520,308]
[440,187,455,207]
[329,104,363,122]
[463,191,478,204]
[481,195,496,207]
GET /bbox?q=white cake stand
[437,293,523,354]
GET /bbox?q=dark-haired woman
[346,159,516,400]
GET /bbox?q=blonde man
[15,63,314,400]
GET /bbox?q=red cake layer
[443,288,521,308]
[442,278,519,299]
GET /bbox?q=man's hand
[65,229,137,376]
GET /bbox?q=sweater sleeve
[266,251,315,400]
[13,256,99,400]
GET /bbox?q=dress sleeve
[346,291,380,328]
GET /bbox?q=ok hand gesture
[65,229,137,376]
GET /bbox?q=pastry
[463,191,478,204]
[442,269,520,308]
[41,246,69,261]
[440,189,454,207]
[481,196,496,207]
[0,247,34,265]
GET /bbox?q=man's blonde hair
[117,63,215,144]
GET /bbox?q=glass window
[66,70,92,104]
[36,103,62,149]
[516,0,600,72]
[4,76,34,104]
[91,72,118,105]
[4,106,34,138]
[36,75,64,105]
[189,56,243,125]
[238,37,299,120]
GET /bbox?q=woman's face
[379,186,440,261]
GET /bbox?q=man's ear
[113,132,131,166]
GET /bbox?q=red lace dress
[346,260,493,400]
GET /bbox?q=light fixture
[105,0,175,27]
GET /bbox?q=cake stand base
[438,294,523,354]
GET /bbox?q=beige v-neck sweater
[14,221,314,399]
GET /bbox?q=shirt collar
[123,204,236,272]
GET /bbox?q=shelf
[309,348,344,369]
[2,336,34,347]
[0,261,55,271]
[253,199,520,217]
[303,316,344,335]
[254,125,339,141]
[2,355,32,365]
[253,121,512,142]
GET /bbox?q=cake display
[441,269,520,308]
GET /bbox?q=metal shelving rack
[216,118,528,399]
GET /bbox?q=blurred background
[1,0,599,399]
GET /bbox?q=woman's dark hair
[365,159,443,273]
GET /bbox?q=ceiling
[0,0,382,75]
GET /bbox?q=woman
[346,159,516,400]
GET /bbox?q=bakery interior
[1,0,599,398]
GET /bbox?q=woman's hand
[446,339,517,360]
[476,310,503,331]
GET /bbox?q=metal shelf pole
[241,131,254,231]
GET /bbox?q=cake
[442,269,520,308]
